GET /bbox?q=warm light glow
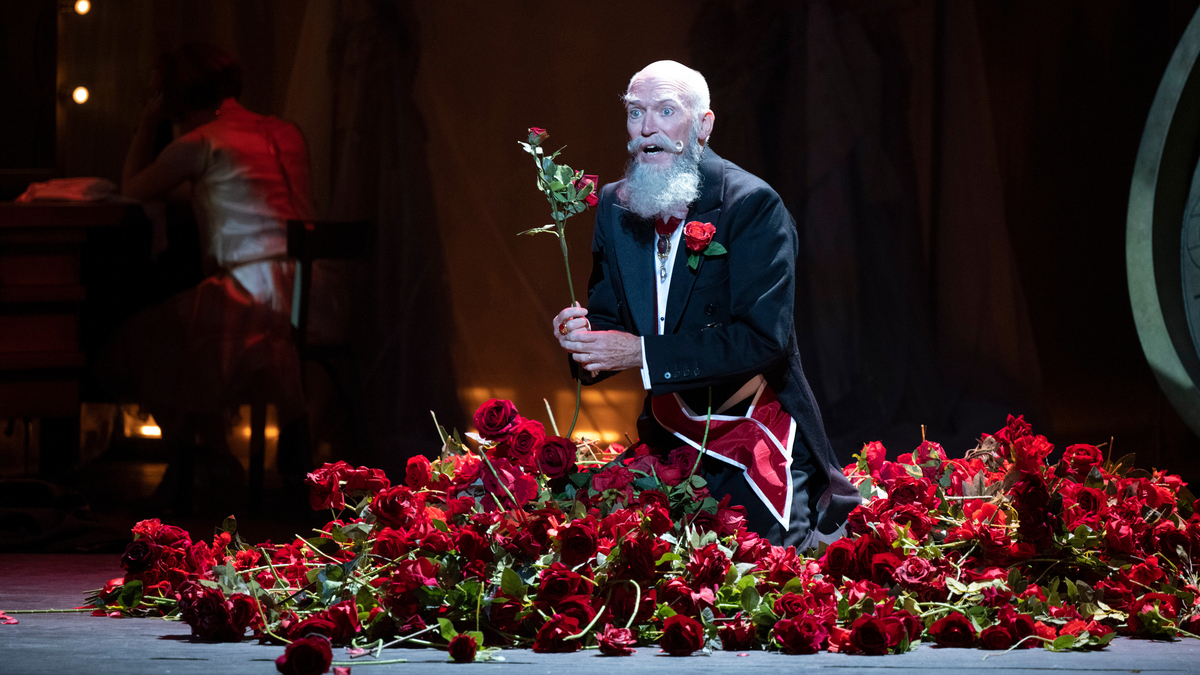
[74,0,90,14]
[72,86,89,104]
[139,425,161,438]
[241,425,280,439]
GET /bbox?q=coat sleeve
[641,185,798,394]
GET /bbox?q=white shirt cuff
[639,336,651,390]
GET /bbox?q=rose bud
[528,127,549,145]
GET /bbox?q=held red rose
[448,633,478,663]
[576,174,600,208]
[527,127,549,145]
[683,221,716,253]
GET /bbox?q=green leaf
[690,475,707,488]
[438,617,458,641]
[740,586,761,613]
[704,242,727,256]
[781,577,806,595]
[858,477,874,500]
[118,580,144,609]
[500,567,527,599]
[1049,634,1077,651]
[688,253,700,270]
[568,472,591,488]
[517,224,558,237]
[220,516,238,535]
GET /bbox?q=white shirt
[639,208,688,389]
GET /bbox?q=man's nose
[640,115,659,135]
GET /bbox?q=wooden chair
[246,219,373,511]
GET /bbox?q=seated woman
[105,43,312,513]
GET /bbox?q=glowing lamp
[74,0,90,14]
[138,425,161,438]
[72,86,88,104]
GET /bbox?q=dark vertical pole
[929,0,947,342]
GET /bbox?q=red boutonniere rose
[682,221,727,269]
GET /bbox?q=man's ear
[698,110,715,145]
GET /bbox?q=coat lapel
[611,203,656,336]
[664,148,725,334]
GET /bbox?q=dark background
[3,0,1200,523]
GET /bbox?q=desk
[0,201,148,474]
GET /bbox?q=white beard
[617,128,704,219]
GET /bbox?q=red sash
[651,379,796,528]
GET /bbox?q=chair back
[286,219,372,352]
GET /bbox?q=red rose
[537,436,577,479]
[1062,443,1103,477]
[639,489,670,512]
[820,538,856,579]
[479,456,539,511]
[1075,486,1108,514]
[861,441,887,476]
[448,633,477,663]
[718,619,756,650]
[558,518,599,567]
[306,464,346,511]
[275,635,332,675]
[685,543,730,588]
[773,592,807,617]
[342,465,390,495]
[391,558,439,593]
[847,616,892,655]
[532,613,581,653]
[528,127,549,145]
[1011,434,1054,474]
[121,539,161,574]
[537,563,589,606]
[660,614,704,656]
[473,399,520,440]
[928,611,976,648]
[372,527,411,560]
[592,464,636,496]
[576,174,600,208]
[853,536,889,579]
[715,498,747,536]
[979,625,1012,650]
[455,528,494,563]
[497,418,545,469]
[371,485,424,530]
[325,599,360,642]
[596,624,637,656]
[774,615,828,654]
[683,221,716,253]
[604,581,656,627]
[405,455,432,489]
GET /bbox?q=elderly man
[552,60,858,548]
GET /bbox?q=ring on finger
[558,322,569,336]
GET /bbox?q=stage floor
[1,554,1197,674]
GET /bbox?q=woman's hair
[155,43,242,118]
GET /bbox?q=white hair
[624,60,711,124]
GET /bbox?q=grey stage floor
[2,554,1198,674]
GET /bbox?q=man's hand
[552,305,642,373]
[552,304,591,349]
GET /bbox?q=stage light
[72,86,89,104]
[74,0,90,14]
[139,425,161,438]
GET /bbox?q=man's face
[625,75,697,168]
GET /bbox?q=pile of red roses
[89,401,1200,664]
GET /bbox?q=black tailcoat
[576,148,860,548]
